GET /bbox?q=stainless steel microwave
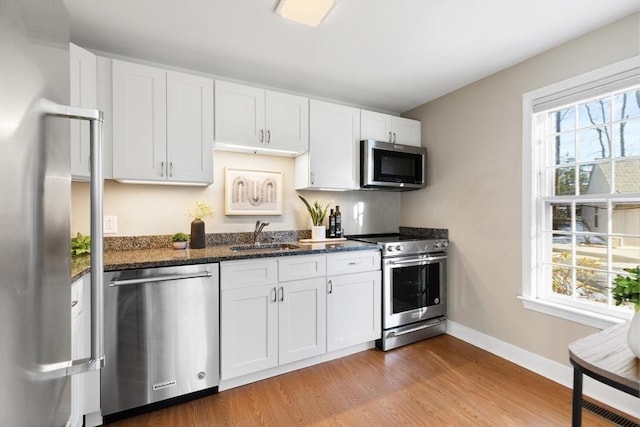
[360,139,426,191]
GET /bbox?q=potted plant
[71,232,91,256]
[171,232,189,250]
[186,201,214,249]
[298,195,331,240]
[611,266,640,357]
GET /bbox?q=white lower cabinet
[220,251,380,383]
[220,283,279,379]
[327,271,381,352]
[278,277,326,365]
[220,255,327,380]
[70,275,101,427]
[70,276,84,427]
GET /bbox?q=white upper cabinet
[215,80,308,155]
[295,100,360,190]
[69,43,97,180]
[360,110,421,147]
[166,71,214,183]
[112,60,213,185]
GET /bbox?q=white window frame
[521,56,640,329]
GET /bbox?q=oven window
[391,263,441,314]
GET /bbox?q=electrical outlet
[103,215,117,234]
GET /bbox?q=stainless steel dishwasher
[101,263,219,421]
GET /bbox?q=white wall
[401,13,640,365]
[71,150,400,237]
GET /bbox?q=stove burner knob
[395,245,403,252]
[387,246,394,252]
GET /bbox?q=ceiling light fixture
[275,0,335,27]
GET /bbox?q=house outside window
[522,57,640,327]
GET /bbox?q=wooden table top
[569,321,640,396]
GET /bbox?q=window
[523,57,640,327]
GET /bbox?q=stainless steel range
[349,232,448,350]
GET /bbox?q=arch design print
[225,168,283,215]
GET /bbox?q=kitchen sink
[230,243,301,252]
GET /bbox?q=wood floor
[106,335,620,426]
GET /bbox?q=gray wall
[401,13,640,364]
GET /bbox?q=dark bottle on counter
[334,206,342,237]
[329,209,336,238]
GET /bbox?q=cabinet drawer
[327,251,380,276]
[221,259,278,290]
[278,255,326,282]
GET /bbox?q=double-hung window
[523,57,640,327]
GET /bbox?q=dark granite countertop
[71,240,380,282]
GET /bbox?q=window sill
[518,296,630,330]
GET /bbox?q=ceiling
[63,0,639,114]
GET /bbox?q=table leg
[572,366,583,427]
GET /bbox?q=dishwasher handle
[110,270,213,287]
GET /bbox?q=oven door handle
[388,255,447,265]
[389,317,447,337]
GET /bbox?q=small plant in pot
[611,266,640,358]
[171,232,189,250]
[298,195,331,240]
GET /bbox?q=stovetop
[348,233,448,257]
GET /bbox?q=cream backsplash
[71,151,400,237]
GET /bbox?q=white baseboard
[446,320,640,419]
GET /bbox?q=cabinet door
[167,71,214,184]
[214,80,265,147]
[69,43,96,180]
[307,100,360,190]
[327,271,381,352]
[391,116,421,146]
[70,277,83,427]
[360,110,392,143]
[221,285,278,380]
[278,278,326,365]
[265,90,308,153]
[112,60,167,181]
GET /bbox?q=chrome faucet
[252,220,270,245]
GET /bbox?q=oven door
[382,254,446,329]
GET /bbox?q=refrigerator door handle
[36,100,106,379]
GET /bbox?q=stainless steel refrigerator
[0,1,104,425]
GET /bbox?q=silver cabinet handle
[259,129,264,143]
[110,270,212,287]
[271,287,277,303]
[393,132,397,143]
[279,286,284,302]
[310,172,315,185]
[348,262,359,266]
[266,130,271,144]
[388,131,393,143]
[328,280,333,294]
[71,300,78,308]
[36,101,105,379]
[160,161,165,177]
[169,161,173,177]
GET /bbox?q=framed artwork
[224,168,283,215]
